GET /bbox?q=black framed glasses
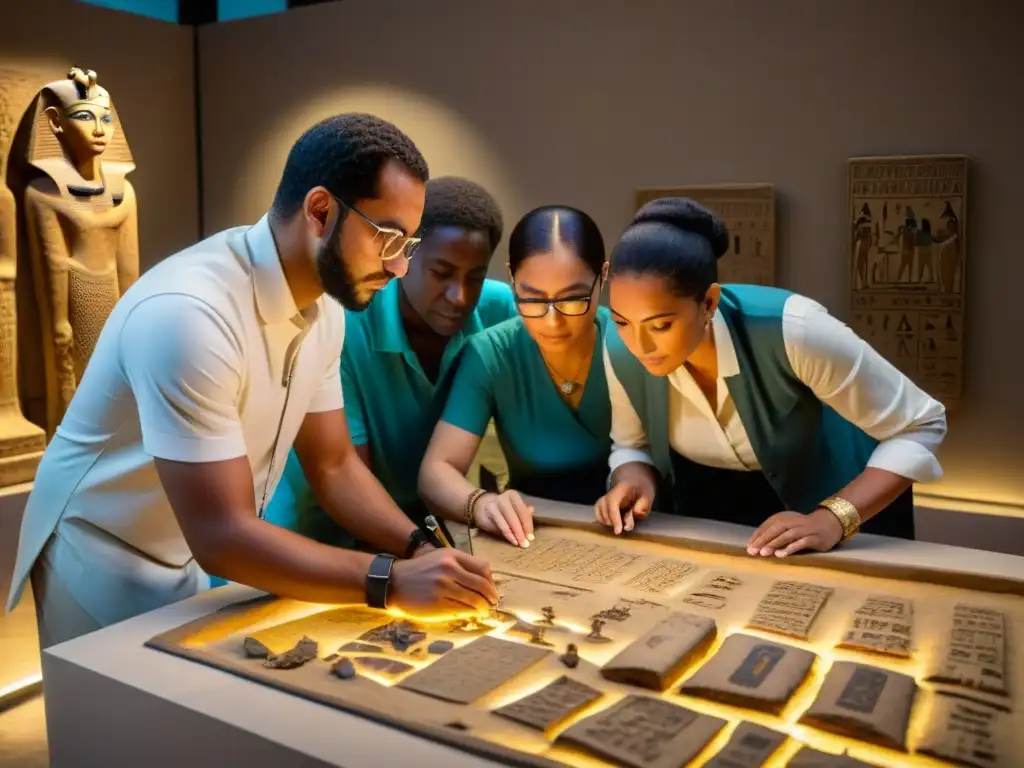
[512,272,601,319]
[335,197,421,263]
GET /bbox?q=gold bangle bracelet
[819,496,861,545]
[464,489,488,528]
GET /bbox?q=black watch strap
[403,527,430,559]
[366,554,395,609]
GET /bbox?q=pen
[424,515,454,548]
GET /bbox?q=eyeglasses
[512,272,600,319]
[335,197,421,263]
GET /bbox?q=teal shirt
[263,278,516,545]
[441,308,612,505]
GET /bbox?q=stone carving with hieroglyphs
[12,67,138,436]
[0,67,46,486]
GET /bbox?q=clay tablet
[926,604,1008,699]
[746,580,833,639]
[917,694,1011,768]
[680,633,816,714]
[601,612,717,690]
[703,721,786,767]
[493,675,603,731]
[787,747,877,767]
[398,636,550,704]
[836,595,914,658]
[800,661,917,750]
[682,574,745,611]
[557,694,726,768]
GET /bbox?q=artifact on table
[339,641,383,654]
[556,694,726,768]
[799,660,917,750]
[13,66,139,435]
[323,653,338,662]
[585,618,611,644]
[493,675,602,731]
[787,746,877,767]
[703,721,786,768]
[847,154,969,403]
[601,612,716,691]
[682,574,745,611]
[409,648,425,659]
[592,602,632,623]
[746,580,833,640]
[398,635,550,705]
[242,636,271,659]
[0,68,48,485]
[359,620,427,653]
[560,643,579,669]
[353,656,414,680]
[264,636,318,669]
[836,595,914,658]
[331,657,356,680]
[925,604,1008,702]
[680,633,816,715]
[529,626,554,647]
[427,640,453,655]
[539,606,555,625]
[916,693,1010,768]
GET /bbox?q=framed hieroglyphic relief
[635,184,776,286]
[848,155,967,403]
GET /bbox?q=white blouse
[605,294,947,483]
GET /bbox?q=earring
[704,314,712,330]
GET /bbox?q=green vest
[605,284,878,514]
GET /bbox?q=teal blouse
[441,308,612,504]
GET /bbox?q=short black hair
[271,113,429,219]
[610,197,729,299]
[417,176,503,252]
[508,205,605,275]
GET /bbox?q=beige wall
[197,0,1024,509]
[0,0,199,269]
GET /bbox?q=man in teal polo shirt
[265,177,514,546]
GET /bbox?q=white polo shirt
[5,215,345,626]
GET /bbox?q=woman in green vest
[595,197,947,558]
[419,206,612,548]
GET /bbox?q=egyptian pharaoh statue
[0,69,46,485]
[21,67,138,435]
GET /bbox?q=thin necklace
[542,325,596,396]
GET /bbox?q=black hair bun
[633,197,729,259]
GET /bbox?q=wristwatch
[403,527,430,559]
[366,554,396,609]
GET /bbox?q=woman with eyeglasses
[595,197,947,558]
[418,206,611,548]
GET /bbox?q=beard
[315,215,381,311]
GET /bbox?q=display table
[42,498,1024,768]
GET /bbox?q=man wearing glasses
[264,176,515,548]
[7,114,498,647]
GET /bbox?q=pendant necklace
[544,348,590,398]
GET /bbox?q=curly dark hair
[416,176,504,252]
[271,113,429,219]
[610,197,729,299]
